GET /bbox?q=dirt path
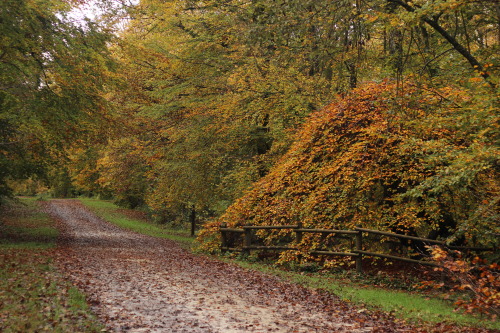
[44,199,410,332]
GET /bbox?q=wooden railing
[220,223,495,273]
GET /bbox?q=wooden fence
[220,223,495,273]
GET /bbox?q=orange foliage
[423,247,499,319]
[197,81,498,256]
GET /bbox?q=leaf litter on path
[44,199,486,333]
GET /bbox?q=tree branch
[387,0,496,88]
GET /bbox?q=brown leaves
[0,249,103,332]
[424,248,500,319]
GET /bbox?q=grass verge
[0,197,57,249]
[78,198,193,249]
[225,258,499,330]
[0,197,104,332]
[78,198,498,331]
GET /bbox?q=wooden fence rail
[220,223,496,273]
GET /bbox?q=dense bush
[197,82,499,259]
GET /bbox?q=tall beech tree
[0,0,114,199]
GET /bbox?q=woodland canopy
[1,0,498,249]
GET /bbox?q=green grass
[0,250,105,332]
[0,197,58,249]
[78,198,194,249]
[225,258,499,330]
[0,197,104,332]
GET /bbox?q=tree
[101,0,498,231]
[383,0,498,87]
[0,0,114,199]
[198,82,499,258]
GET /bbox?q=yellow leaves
[469,77,483,83]
[364,15,379,23]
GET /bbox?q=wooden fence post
[296,222,303,263]
[190,204,196,237]
[220,223,227,253]
[296,222,303,243]
[243,226,252,256]
[355,226,363,274]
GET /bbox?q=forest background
[1,0,498,252]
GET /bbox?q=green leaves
[0,0,115,199]
[64,0,498,243]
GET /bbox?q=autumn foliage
[197,82,499,255]
[2,1,498,260]
[422,247,500,319]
